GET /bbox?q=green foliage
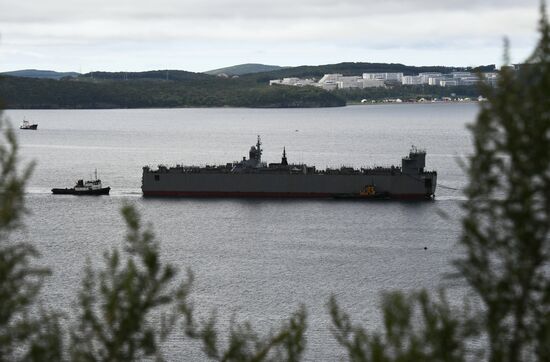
[0,120,31,233]
[330,4,550,362]
[67,202,307,361]
[0,73,345,109]
[0,117,62,361]
[180,300,306,361]
[0,70,80,80]
[69,205,190,361]
[205,63,286,76]
[456,6,550,361]
[329,292,476,362]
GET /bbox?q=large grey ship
[142,137,437,199]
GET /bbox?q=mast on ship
[247,135,262,166]
[256,135,262,162]
[281,147,288,165]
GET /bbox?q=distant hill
[205,63,287,76]
[0,70,345,109]
[80,69,214,82]
[1,69,80,80]
[0,62,490,109]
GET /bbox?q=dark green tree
[69,203,307,361]
[329,291,480,361]
[180,299,306,361]
[457,4,550,361]
[330,4,550,362]
[69,205,189,361]
[331,4,550,362]
[0,117,62,361]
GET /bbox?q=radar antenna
[256,135,262,161]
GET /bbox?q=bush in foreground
[0,4,549,361]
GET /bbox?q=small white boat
[20,120,38,130]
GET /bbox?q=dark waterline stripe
[142,190,432,200]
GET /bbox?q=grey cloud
[0,0,540,23]
[1,9,536,46]
[0,0,542,72]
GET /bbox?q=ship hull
[142,191,430,200]
[51,187,110,195]
[141,172,436,200]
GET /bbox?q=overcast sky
[0,0,543,73]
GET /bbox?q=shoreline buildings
[270,71,498,90]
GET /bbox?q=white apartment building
[402,75,424,85]
[458,77,479,86]
[418,72,442,84]
[360,79,385,88]
[337,76,363,89]
[270,70,495,90]
[440,80,459,86]
[317,73,342,90]
[428,77,445,86]
[482,72,499,87]
[362,72,403,82]
[269,77,316,86]
[317,74,384,90]
[318,74,341,83]
[451,71,473,78]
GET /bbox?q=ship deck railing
[144,164,436,177]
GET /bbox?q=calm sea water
[6,103,476,360]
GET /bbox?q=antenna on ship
[282,147,288,165]
[256,135,262,160]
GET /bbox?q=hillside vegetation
[0,69,80,79]
[0,62,490,109]
[204,63,286,76]
[0,72,345,108]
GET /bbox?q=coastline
[3,100,481,111]
[347,99,483,106]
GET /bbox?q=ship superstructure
[142,136,437,199]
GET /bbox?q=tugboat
[51,170,110,195]
[20,120,38,130]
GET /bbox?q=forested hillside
[0,62,489,109]
[204,63,286,76]
[0,69,80,79]
[0,73,345,108]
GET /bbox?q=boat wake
[435,195,467,201]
